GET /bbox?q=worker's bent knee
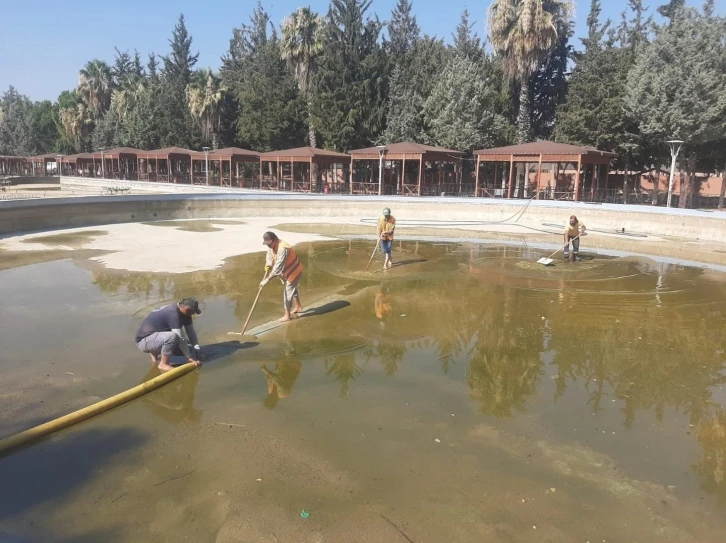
[160,332,180,356]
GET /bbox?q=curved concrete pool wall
[1,190,725,241]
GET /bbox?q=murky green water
[1,239,726,542]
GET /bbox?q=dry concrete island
[0,192,726,543]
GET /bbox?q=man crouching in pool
[135,298,203,372]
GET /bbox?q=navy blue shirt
[135,303,192,343]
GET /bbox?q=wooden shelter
[348,142,464,196]
[25,153,63,176]
[59,153,85,176]
[474,141,617,201]
[259,147,350,193]
[0,155,26,176]
[208,147,261,187]
[136,147,205,184]
[74,147,142,179]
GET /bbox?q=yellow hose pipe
[0,362,199,456]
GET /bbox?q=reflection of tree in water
[464,285,544,417]
[324,354,363,398]
[93,243,726,501]
[546,266,726,427]
[361,341,407,376]
[695,407,726,506]
[467,350,541,417]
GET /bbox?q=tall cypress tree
[221,3,306,151]
[156,14,201,148]
[580,0,610,53]
[453,9,482,62]
[383,36,449,144]
[384,0,419,61]
[657,0,685,23]
[529,20,572,140]
[312,0,387,150]
[162,14,199,87]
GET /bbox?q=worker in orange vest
[260,231,304,322]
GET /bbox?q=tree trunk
[687,151,697,209]
[305,96,319,192]
[623,157,629,205]
[678,153,688,209]
[212,132,219,150]
[516,79,531,144]
[651,165,659,205]
[308,115,317,149]
[718,159,726,209]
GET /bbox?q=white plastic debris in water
[400,314,407,317]
[434,438,441,443]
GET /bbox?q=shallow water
[1,238,726,542]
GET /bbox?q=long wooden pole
[241,271,270,335]
[366,238,381,271]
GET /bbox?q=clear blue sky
[0,0,721,102]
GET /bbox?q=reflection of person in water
[141,366,201,423]
[261,359,302,409]
[375,285,393,327]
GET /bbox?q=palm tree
[58,103,93,152]
[280,7,324,148]
[77,59,113,119]
[488,0,573,143]
[186,69,226,149]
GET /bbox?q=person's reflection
[375,284,393,327]
[141,367,201,424]
[261,345,302,409]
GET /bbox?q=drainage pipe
[0,363,199,456]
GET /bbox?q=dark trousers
[564,235,580,258]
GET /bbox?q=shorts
[381,239,392,255]
[137,331,180,357]
[284,274,302,310]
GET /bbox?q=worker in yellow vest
[260,231,304,322]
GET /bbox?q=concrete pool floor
[1,221,726,542]
[3,212,726,272]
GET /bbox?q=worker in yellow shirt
[377,207,396,270]
[563,215,586,262]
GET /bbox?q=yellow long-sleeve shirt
[377,215,396,240]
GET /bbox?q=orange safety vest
[272,240,303,283]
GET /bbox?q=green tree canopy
[312,0,388,151]
[221,2,306,151]
[423,56,510,153]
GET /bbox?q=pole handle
[241,270,269,335]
